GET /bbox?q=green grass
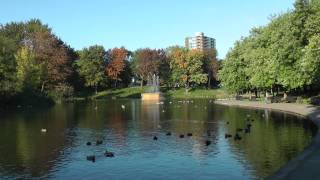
[164,88,230,99]
[74,87,231,100]
[90,87,147,99]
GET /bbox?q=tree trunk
[95,85,98,94]
[283,92,287,100]
[115,79,118,88]
[41,82,45,92]
[208,75,211,89]
[140,77,143,89]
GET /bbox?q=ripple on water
[0,100,316,179]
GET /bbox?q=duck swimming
[104,151,114,157]
[96,140,103,145]
[234,133,242,141]
[153,136,158,140]
[225,134,232,138]
[86,155,95,162]
[205,140,211,146]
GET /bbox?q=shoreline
[214,100,320,180]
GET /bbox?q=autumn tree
[168,47,207,90]
[132,48,165,87]
[203,48,219,88]
[106,47,128,87]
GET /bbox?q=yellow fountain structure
[141,74,164,101]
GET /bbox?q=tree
[300,35,320,87]
[169,47,207,90]
[0,35,18,97]
[105,47,128,87]
[31,30,73,92]
[131,48,162,87]
[15,47,40,90]
[203,48,219,88]
[218,41,250,93]
[74,45,106,94]
[0,19,76,94]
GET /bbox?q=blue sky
[0,0,294,58]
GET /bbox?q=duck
[121,105,125,110]
[179,134,185,138]
[86,155,95,162]
[153,136,158,140]
[187,133,193,137]
[86,142,92,146]
[104,151,114,157]
[96,140,103,145]
[225,134,232,138]
[234,133,242,141]
[41,128,47,133]
[205,140,211,146]
[245,128,250,133]
[166,132,172,136]
[236,128,243,132]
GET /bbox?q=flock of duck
[84,102,255,163]
[225,115,254,141]
[85,140,114,162]
[152,131,213,147]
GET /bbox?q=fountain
[141,74,163,101]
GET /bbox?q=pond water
[0,99,317,179]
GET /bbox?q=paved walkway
[215,100,320,180]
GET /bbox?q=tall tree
[169,47,207,90]
[132,48,162,87]
[203,48,219,88]
[15,47,40,90]
[74,45,106,94]
[106,47,128,87]
[0,35,18,97]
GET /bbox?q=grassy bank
[73,87,230,100]
[164,88,229,99]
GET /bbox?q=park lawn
[77,87,230,100]
[164,88,230,99]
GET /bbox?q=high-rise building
[185,32,216,51]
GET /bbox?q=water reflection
[0,100,316,179]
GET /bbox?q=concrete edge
[214,100,320,180]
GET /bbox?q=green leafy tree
[15,47,40,90]
[218,41,250,93]
[74,45,106,94]
[300,35,320,86]
[0,35,18,97]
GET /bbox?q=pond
[0,99,317,179]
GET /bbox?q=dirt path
[215,100,320,180]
